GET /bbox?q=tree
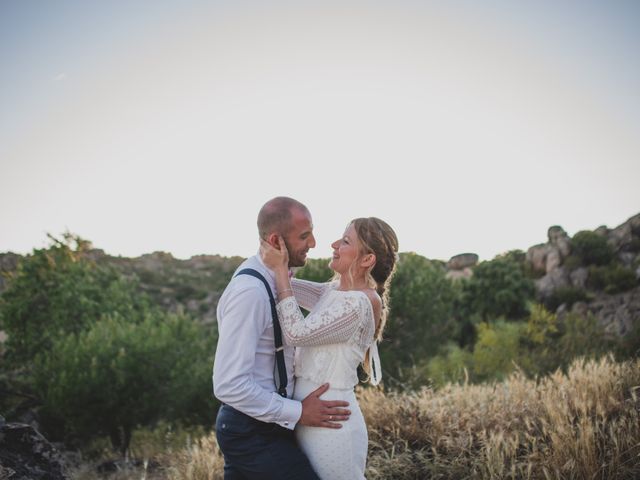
[0,233,148,367]
[458,256,534,322]
[32,312,215,456]
[295,258,333,283]
[382,253,459,383]
[472,321,523,381]
[570,230,613,266]
[0,233,217,456]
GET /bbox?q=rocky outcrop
[526,226,572,275]
[0,252,20,294]
[588,287,640,337]
[532,214,640,338]
[445,253,478,280]
[608,213,640,253]
[535,267,571,299]
[0,421,69,480]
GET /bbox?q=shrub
[545,286,591,311]
[295,258,333,282]
[0,234,149,367]
[382,253,459,382]
[472,321,524,381]
[425,343,473,388]
[571,230,613,266]
[458,256,535,321]
[588,264,637,294]
[520,305,614,377]
[33,312,216,456]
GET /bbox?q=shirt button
[284,421,289,426]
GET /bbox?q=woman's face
[329,223,361,274]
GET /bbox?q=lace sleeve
[291,278,333,311]
[276,292,369,346]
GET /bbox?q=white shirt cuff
[276,397,302,430]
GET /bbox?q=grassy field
[74,355,640,480]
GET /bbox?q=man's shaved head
[257,196,310,240]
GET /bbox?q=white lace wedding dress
[276,278,383,480]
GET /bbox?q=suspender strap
[235,268,288,398]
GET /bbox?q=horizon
[2,208,638,263]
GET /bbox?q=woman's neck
[338,275,368,291]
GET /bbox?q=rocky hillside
[444,212,640,338]
[0,249,244,326]
[1,213,639,336]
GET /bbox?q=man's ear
[266,233,280,249]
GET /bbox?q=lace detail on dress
[276,287,378,389]
[291,278,334,311]
[276,291,369,347]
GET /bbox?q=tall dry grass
[168,355,639,479]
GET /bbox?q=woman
[260,217,399,480]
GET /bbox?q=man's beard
[288,250,307,268]
[283,238,306,268]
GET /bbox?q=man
[213,196,351,479]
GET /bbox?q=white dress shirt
[212,254,301,430]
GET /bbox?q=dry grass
[360,355,640,479]
[80,355,640,479]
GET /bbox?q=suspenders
[235,268,288,398]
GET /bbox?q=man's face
[282,208,316,267]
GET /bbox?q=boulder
[545,247,562,274]
[535,267,570,301]
[548,226,571,258]
[445,267,473,281]
[588,287,640,337]
[526,244,549,274]
[446,253,478,271]
[570,267,589,289]
[0,422,69,480]
[608,213,640,252]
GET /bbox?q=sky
[1,0,639,262]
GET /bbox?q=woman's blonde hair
[333,217,399,382]
[350,217,399,341]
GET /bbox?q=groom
[213,196,351,479]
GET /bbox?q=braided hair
[351,217,399,341]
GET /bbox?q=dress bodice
[276,281,379,389]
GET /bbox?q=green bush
[546,286,591,311]
[588,264,637,294]
[458,257,534,321]
[295,258,333,282]
[562,254,583,270]
[472,321,524,382]
[571,230,613,266]
[0,234,148,367]
[382,253,459,382]
[519,305,614,377]
[425,343,473,388]
[33,312,216,455]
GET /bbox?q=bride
[260,217,399,480]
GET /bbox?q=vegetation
[0,234,149,367]
[457,255,535,322]
[167,356,640,480]
[33,312,214,456]
[588,264,638,294]
[382,253,459,386]
[570,230,614,266]
[546,286,592,311]
[0,234,216,455]
[0,224,638,477]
